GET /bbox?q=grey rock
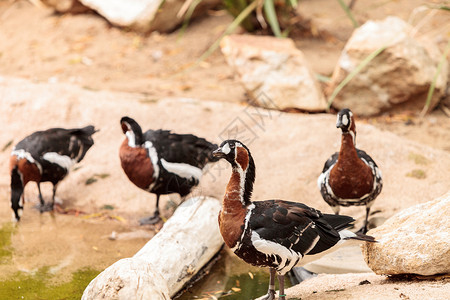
[327,16,448,116]
[362,191,450,276]
[221,34,327,112]
[78,0,220,33]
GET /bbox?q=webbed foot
[260,290,276,300]
[38,202,54,213]
[139,212,161,225]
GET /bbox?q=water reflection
[178,248,291,299]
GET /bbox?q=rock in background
[38,0,221,32]
[327,16,448,116]
[363,191,450,276]
[221,34,327,112]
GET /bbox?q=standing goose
[119,116,219,225]
[213,139,376,300]
[318,108,383,233]
[10,126,97,221]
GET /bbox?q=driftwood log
[82,196,223,299]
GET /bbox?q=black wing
[356,148,383,197]
[322,149,379,173]
[356,149,379,168]
[318,152,339,208]
[143,129,218,168]
[15,126,96,163]
[321,152,338,173]
[250,200,354,257]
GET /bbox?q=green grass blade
[264,0,282,37]
[419,39,450,118]
[177,0,203,39]
[316,73,331,83]
[327,44,387,110]
[337,0,359,28]
[288,0,298,8]
[431,5,450,11]
[195,1,258,64]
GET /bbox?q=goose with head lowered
[10,125,97,221]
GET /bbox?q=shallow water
[0,195,291,299]
[0,192,149,298]
[0,216,290,299]
[178,248,292,299]
[0,191,370,299]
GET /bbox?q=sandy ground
[1,77,449,299]
[283,273,450,300]
[0,0,449,298]
[0,1,449,152]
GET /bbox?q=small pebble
[109,231,117,241]
[151,50,163,62]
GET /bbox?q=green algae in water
[0,222,99,298]
[180,270,292,299]
[0,222,15,263]
[0,267,100,299]
[220,271,291,299]
[178,250,291,299]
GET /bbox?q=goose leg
[357,206,371,234]
[37,182,44,207]
[278,274,286,300]
[139,194,162,225]
[260,268,276,300]
[51,183,57,208]
[39,183,57,212]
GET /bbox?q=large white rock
[221,34,327,112]
[82,196,223,299]
[78,0,220,32]
[327,16,448,116]
[362,191,450,276]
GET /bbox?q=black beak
[212,148,226,158]
[336,119,349,132]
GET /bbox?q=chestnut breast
[119,139,154,190]
[10,155,41,185]
[219,171,247,249]
[219,203,247,249]
[329,136,374,199]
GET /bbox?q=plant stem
[337,0,359,28]
[196,1,259,64]
[264,0,282,37]
[327,45,387,110]
[419,39,450,118]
